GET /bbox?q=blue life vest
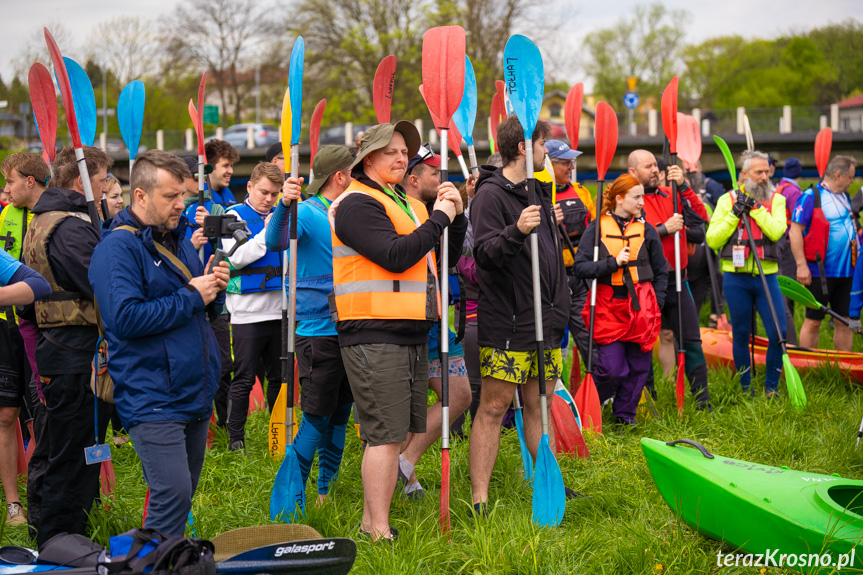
[295,196,333,321]
[227,202,282,294]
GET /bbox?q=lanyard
[380,186,416,224]
[314,193,332,211]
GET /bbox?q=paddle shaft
[585,179,605,376]
[703,240,725,318]
[440,130,450,450]
[525,140,549,435]
[285,151,299,444]
[198,154,206,263]
[670,154,684,354]
[740,212,788,353]
[467,145,479,177]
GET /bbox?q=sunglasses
[418,143,436,162]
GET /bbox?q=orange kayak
[700,328,863,385]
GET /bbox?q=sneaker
[228,440,245,452]
[467,502,488,519]
[565,487,590,500]
[6,502,26,525]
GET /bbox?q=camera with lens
[203,213,251,243]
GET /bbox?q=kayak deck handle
[665,439,715,459]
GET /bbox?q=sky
[2,0,859,85]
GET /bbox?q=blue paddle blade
[289,37,305,146]
[532,433,566,527]
[514,408,533,481]
[453,55,478,146]
[60,57,97,146]
[269,446,305,522]
[118,80,145,161]
[503,35,544,140]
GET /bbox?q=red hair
[601,174,642,214]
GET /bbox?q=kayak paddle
[118,80,145,174]
[777,275,850,327]
[504,33,566,528]
[576,101,617,436]
[714,135,806,410]
[61,57,97,148]
[661,76,686,415]
[512,391,532,480]
[309,98,326,181]
[564,82,583,183]
[271,36,305,522]
[452,55,479,177]
[815,127,832,181]
[489,91,505,155]
[419,84,470,179]
[421,24,465,533]
[372,55,396,124]
[189,73,208,263]
[28,63,58,174]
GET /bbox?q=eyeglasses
[551,159,576,169]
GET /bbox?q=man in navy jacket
[89,150,229,535]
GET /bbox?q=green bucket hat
[305,145,353,195]
[349,121,421,171]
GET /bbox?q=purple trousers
[595,341,651,424]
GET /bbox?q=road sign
[626,77,638,92]
[623,91,639,110]
[203,105,219,125]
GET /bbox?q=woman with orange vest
[573,174,668,426]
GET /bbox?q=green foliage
[808,21,863,103]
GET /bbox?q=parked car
[208,123,280,149]
[318,124,372,146]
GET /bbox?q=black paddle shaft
[740,212,788,353]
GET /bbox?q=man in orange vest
[329,122,463,541]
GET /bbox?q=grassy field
[3,315,863,574]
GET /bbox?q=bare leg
[799,318,822,349]
[658,329,675,376]
[0,407,21,505]
[360,442,400,540]
[469,377,516,505]
[835,320,853,352]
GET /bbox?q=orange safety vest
[598,215,653,287]
[330,180,438,322]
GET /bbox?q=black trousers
[25,377,49,539]
[38,372,110,547]
[211,314,233,427]
[227,320,282,443]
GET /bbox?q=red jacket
[641,184,708,271]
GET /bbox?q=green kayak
[641,438,863,572]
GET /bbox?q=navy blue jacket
[88,208,222,428]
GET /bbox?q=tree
[808,20,863,101]
[11,22,77,81]
[582,2,690,111]
[88,16,159,86]
[161,0,279,125]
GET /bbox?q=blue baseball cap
[546,139,582,160]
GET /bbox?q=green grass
[3,315,863,574]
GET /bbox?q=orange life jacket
[598,215,653,287]
[330,180,438,322]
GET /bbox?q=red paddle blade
[373,55,397,124]
[815,127,832,179]
[44,27,81,148]
[574,373,602,434]
[676,113,701,168]
[564,83,584,150]
[490,92,505,143]
[421,26,466,127]
[495,80,505,99]
[440,449,450,533]
[100,459,117,498]
[594,102,618,181]
[195,73,207,156]
[188,100,207,164]
[419,84,464,157]
[676,352,686,414]
[28,63,58,163]
[551,394,589,459]
[310,98,326,167]
[569,356,581,396]
[661,76,679,154]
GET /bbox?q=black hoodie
[470,166,570,351]
[29,187,100,375]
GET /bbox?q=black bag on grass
[99,528,215,575]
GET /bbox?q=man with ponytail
[573,174,668,426]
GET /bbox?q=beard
[744,177,775,204]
